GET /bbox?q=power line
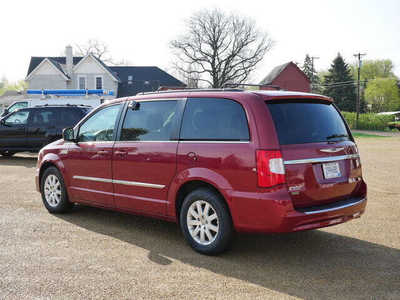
[316,80,367,87]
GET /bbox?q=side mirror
[62,127,77,143]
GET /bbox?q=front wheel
[180,188,234,255]
[40,166,73,213]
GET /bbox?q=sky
[1,0,399,83]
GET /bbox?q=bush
[341,111,394,131]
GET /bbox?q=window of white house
[78,76,86,89]
[95,76,103,89]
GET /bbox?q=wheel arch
[38,153,67,187]
[39,161,58,185]
[173,180,232,224]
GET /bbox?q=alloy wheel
[186,200,219,245]
[44,174,62,207]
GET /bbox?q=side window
[120,100,178,141]
[4,110,30,125]
[61,108,85,126]
[180,98,250,141]
[31,109,57,126]
[78,104,121,142]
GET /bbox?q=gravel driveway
[0,138,399,299]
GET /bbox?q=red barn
[259,62,311,92]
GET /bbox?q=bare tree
[170,8,273,88]
[75,39,132,65]
[173,63,200,88]
[75,39,111,62]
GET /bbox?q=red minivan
[36,89,367,254]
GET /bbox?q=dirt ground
[0,138,399,299]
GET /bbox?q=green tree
[302,54,321,93]
[302,54,313,80]
[0,76,7,95]
[351,59,395,81]
[0,78,27,96]
[350,59,399,112]
[365,78,400,112]
[323,54,357,112]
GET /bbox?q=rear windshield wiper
[326,134,348,140]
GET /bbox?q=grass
[352,132,389,138]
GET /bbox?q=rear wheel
[0,151,16,157]
[40,166,73,213]
[180,188,233,255]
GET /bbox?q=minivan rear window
[266,100,350,145]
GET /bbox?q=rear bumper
[284,197,366,232]
[230,187,367,233]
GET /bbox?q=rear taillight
[256,150,286,188]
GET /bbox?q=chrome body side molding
[72,176,165,189]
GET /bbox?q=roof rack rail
[27,89,114,96]
[223,83,281,90]
[136,88,243,96]
[34,104,92,108]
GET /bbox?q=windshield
[266,100,350,145]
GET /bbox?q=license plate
[322,162,341,179]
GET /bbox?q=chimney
[65,45,73,76]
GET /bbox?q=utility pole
[354,52,366,128]
[311,56,319,93]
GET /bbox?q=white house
[25,46,185,98]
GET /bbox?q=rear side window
[120,100,179,141]
[61,108,86,126]
[266,101,350,145]
[180,98,249,141]
[31,109,57,126]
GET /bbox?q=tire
[180,188,234,255]
[40,166,73,214]
[0,151,16,157]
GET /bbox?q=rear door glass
[181,98,249,141]
[31,109,56,126]
[266,101,350,145]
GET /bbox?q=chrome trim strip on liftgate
[72,176,165,189]
[284,154,359,165]
[301,198,366,215]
